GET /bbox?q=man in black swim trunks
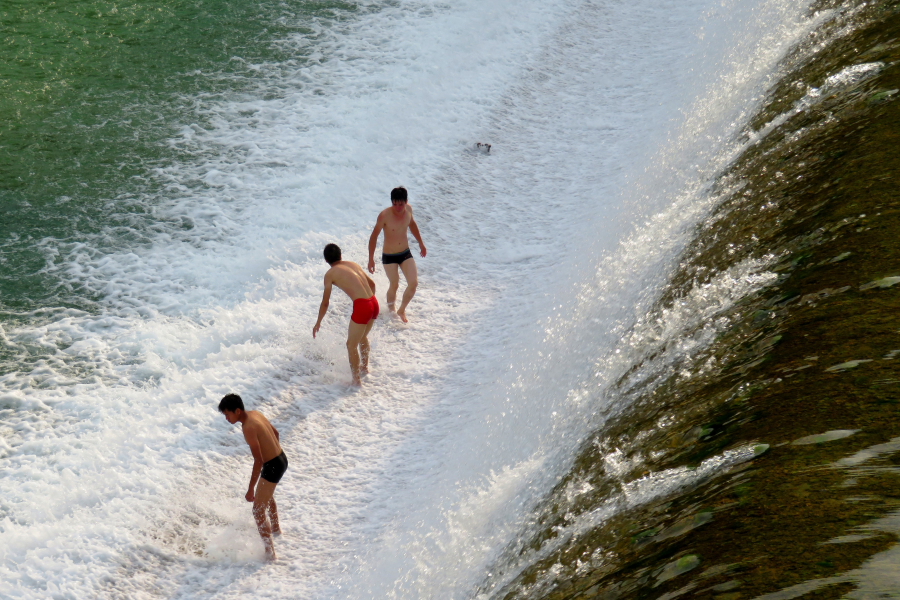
[219,393,287,561]
[367,186,427,323]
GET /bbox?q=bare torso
[379,205,413,253]
[327,261,375,300]
[242,411,282,463]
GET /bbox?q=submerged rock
[867,88,898,104]
[859,276,900,290]
[825,359,873,372]
[654,555,701,585]
[791,429,859,445]
[655,511,714,542]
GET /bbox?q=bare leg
[384,263,400,313]
[268,498,281,536]
[396,259,418,323]
[253,479,279,561]
[346,320,369,385]
[359,319,376,375]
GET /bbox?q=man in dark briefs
[219,393,287,561]
[367,186,426,323]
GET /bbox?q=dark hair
[219,393,245,413]
[390,186,408,203]
[324,243,341,265]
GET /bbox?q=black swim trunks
[260,451,288,484]
[382,248,413,265]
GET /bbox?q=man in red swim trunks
[313,243,378,386]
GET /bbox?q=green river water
[1,0,353,312]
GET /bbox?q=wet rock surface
[490,1,900,598]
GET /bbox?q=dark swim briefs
[351,295,380,324]
[382,248,413,265]
[260,451,288,484]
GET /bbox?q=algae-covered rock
[656,511,714,542]
[825,359,873,372]
[860,276,900,290]
[791,429,859,445]
[828,251,853,263]
[711,579,742,592]
[654,555,700,585]
[867,88,898,104]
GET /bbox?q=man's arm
[368,215,385,273]
[409,208,427,257]
[313,274,333,338]
[243,425,264,502]
[365,273,376,294]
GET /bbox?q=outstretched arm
[313,275,333,338]
[409,212,426,257]
[368,217,385,273]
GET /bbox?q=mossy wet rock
[653,554,700,586]
[860,276,900,290]
[791,430,859,445]
[825,359,873,372]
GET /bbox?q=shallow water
[2,0,895,598]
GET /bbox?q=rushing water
[0,0,885,598]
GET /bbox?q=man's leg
[384,263,400,312]
[346,320,368,385]
[253,479,279,560]
[396,258,418,323]
[359,319,376,374]
[268,498,281,536]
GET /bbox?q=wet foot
[397,308,409,323]
[264,540,278,562]
[272,529,282,537]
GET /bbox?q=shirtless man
[313,243,378,386]
[367,186,427,323]
[218,393,287,562]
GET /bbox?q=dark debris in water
[492,1,900,599]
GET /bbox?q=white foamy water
[1,0,823,597]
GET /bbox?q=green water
[0,0,357,314]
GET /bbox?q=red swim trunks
[350,295,379,324]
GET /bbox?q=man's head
[390,186,408,211]
[219,393,245,424]
[323,243,342,265]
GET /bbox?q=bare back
[327,261,375,300]
[378,206,413,253]
[242,411,282,463]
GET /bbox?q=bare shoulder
[254,410,276,430]
[377,207,391,221]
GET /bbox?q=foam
[1,0,822,597]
